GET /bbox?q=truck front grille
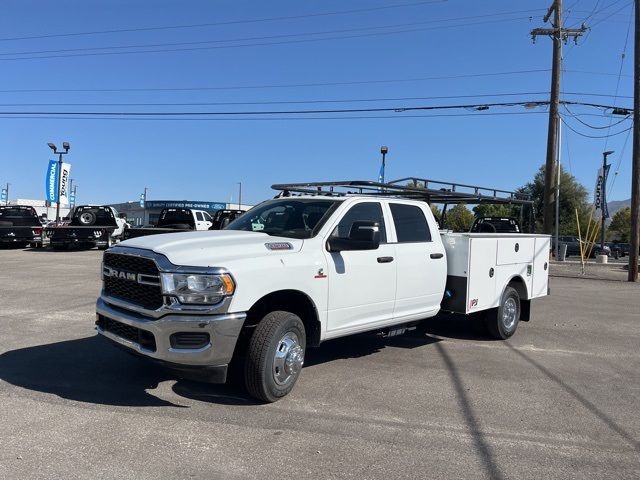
[96,315,156,352]
[103,252,163,310]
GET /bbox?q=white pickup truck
[96,180,549,402]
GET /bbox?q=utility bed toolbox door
[532,237,551,298]
[496,237,535,265]
[467,237,498,313]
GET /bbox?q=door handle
[377,256,394,263]
[430,253,444,259]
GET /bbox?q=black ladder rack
[271,179,532,206]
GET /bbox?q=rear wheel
[98,235,112,250]
[485,286,520,340]
[244,311,306,403]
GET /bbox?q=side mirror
[327,221,381,252]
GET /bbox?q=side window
[195,211,204,221]
[332,202,386,243]
[203,212,212,222]
[390,203,432,243]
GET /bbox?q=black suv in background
[0,206,44,248]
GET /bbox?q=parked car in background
[209,209,246,230]
[47,205,127,250]
[0,206,43,248]
[122,207,213,240]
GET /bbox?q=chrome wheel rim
[502,297,518,330]
[272,332,304,386]
[80,213,93,224]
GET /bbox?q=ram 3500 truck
[96,180,549,402]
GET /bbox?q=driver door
[324,201,397,337]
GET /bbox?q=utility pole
[3,183,9,205]
[532,0,586,235]
[601,151,614,250]
[629,0,640,281]
[237,182,242,210]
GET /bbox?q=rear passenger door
[389,202,447,321]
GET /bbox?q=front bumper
[96,297,246,379]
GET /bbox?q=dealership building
[109,200,253,226]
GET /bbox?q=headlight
[160,273,235,305]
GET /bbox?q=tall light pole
[380,146,388,184]
[47,142,70,222]
[237,182,242,210]
[601,150,614,250]
[2,183,9,205]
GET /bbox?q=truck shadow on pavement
[0,336,191,407]
[0,315,488,409]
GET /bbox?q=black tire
[78,211,97,226]
[98,235,112,250]
[244,311,306,403]
[485,286,521,340]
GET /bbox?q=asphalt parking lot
[0,247,639,479]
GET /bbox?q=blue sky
[0,0,635,206]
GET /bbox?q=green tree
[444,203,474,232]
[517,165,590,235]
[608,207,631,242]
[430,205,442,226]
[472,204,516,218]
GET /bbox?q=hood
[119,230,303,267]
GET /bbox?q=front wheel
[485,286,521,340]
[244,311,306,402]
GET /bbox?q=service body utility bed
[441,233,550,315]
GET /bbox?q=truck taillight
[32,228,42,235]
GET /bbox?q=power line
[560,115,633,137]
[0,100,547,116]
[0,16,538,62]
[603,2,634,153]
[563,103,631,128]
[0,69,553,93]
[0,11,542,58]
[590,0,633,27]
[0,111,548,121]
[0,99,628,117]
[0,0,448,42]
[0,91,629,107]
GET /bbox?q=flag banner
[0,188,7,202]
[378,164,385,183]
[139,193,145,208]
[592,164,611,218]
[59,163,72,205]
[45,160,58,202]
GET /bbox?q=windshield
[226,198,341,239]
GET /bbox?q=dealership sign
[144,200,226,211]
[44,160,72,204]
